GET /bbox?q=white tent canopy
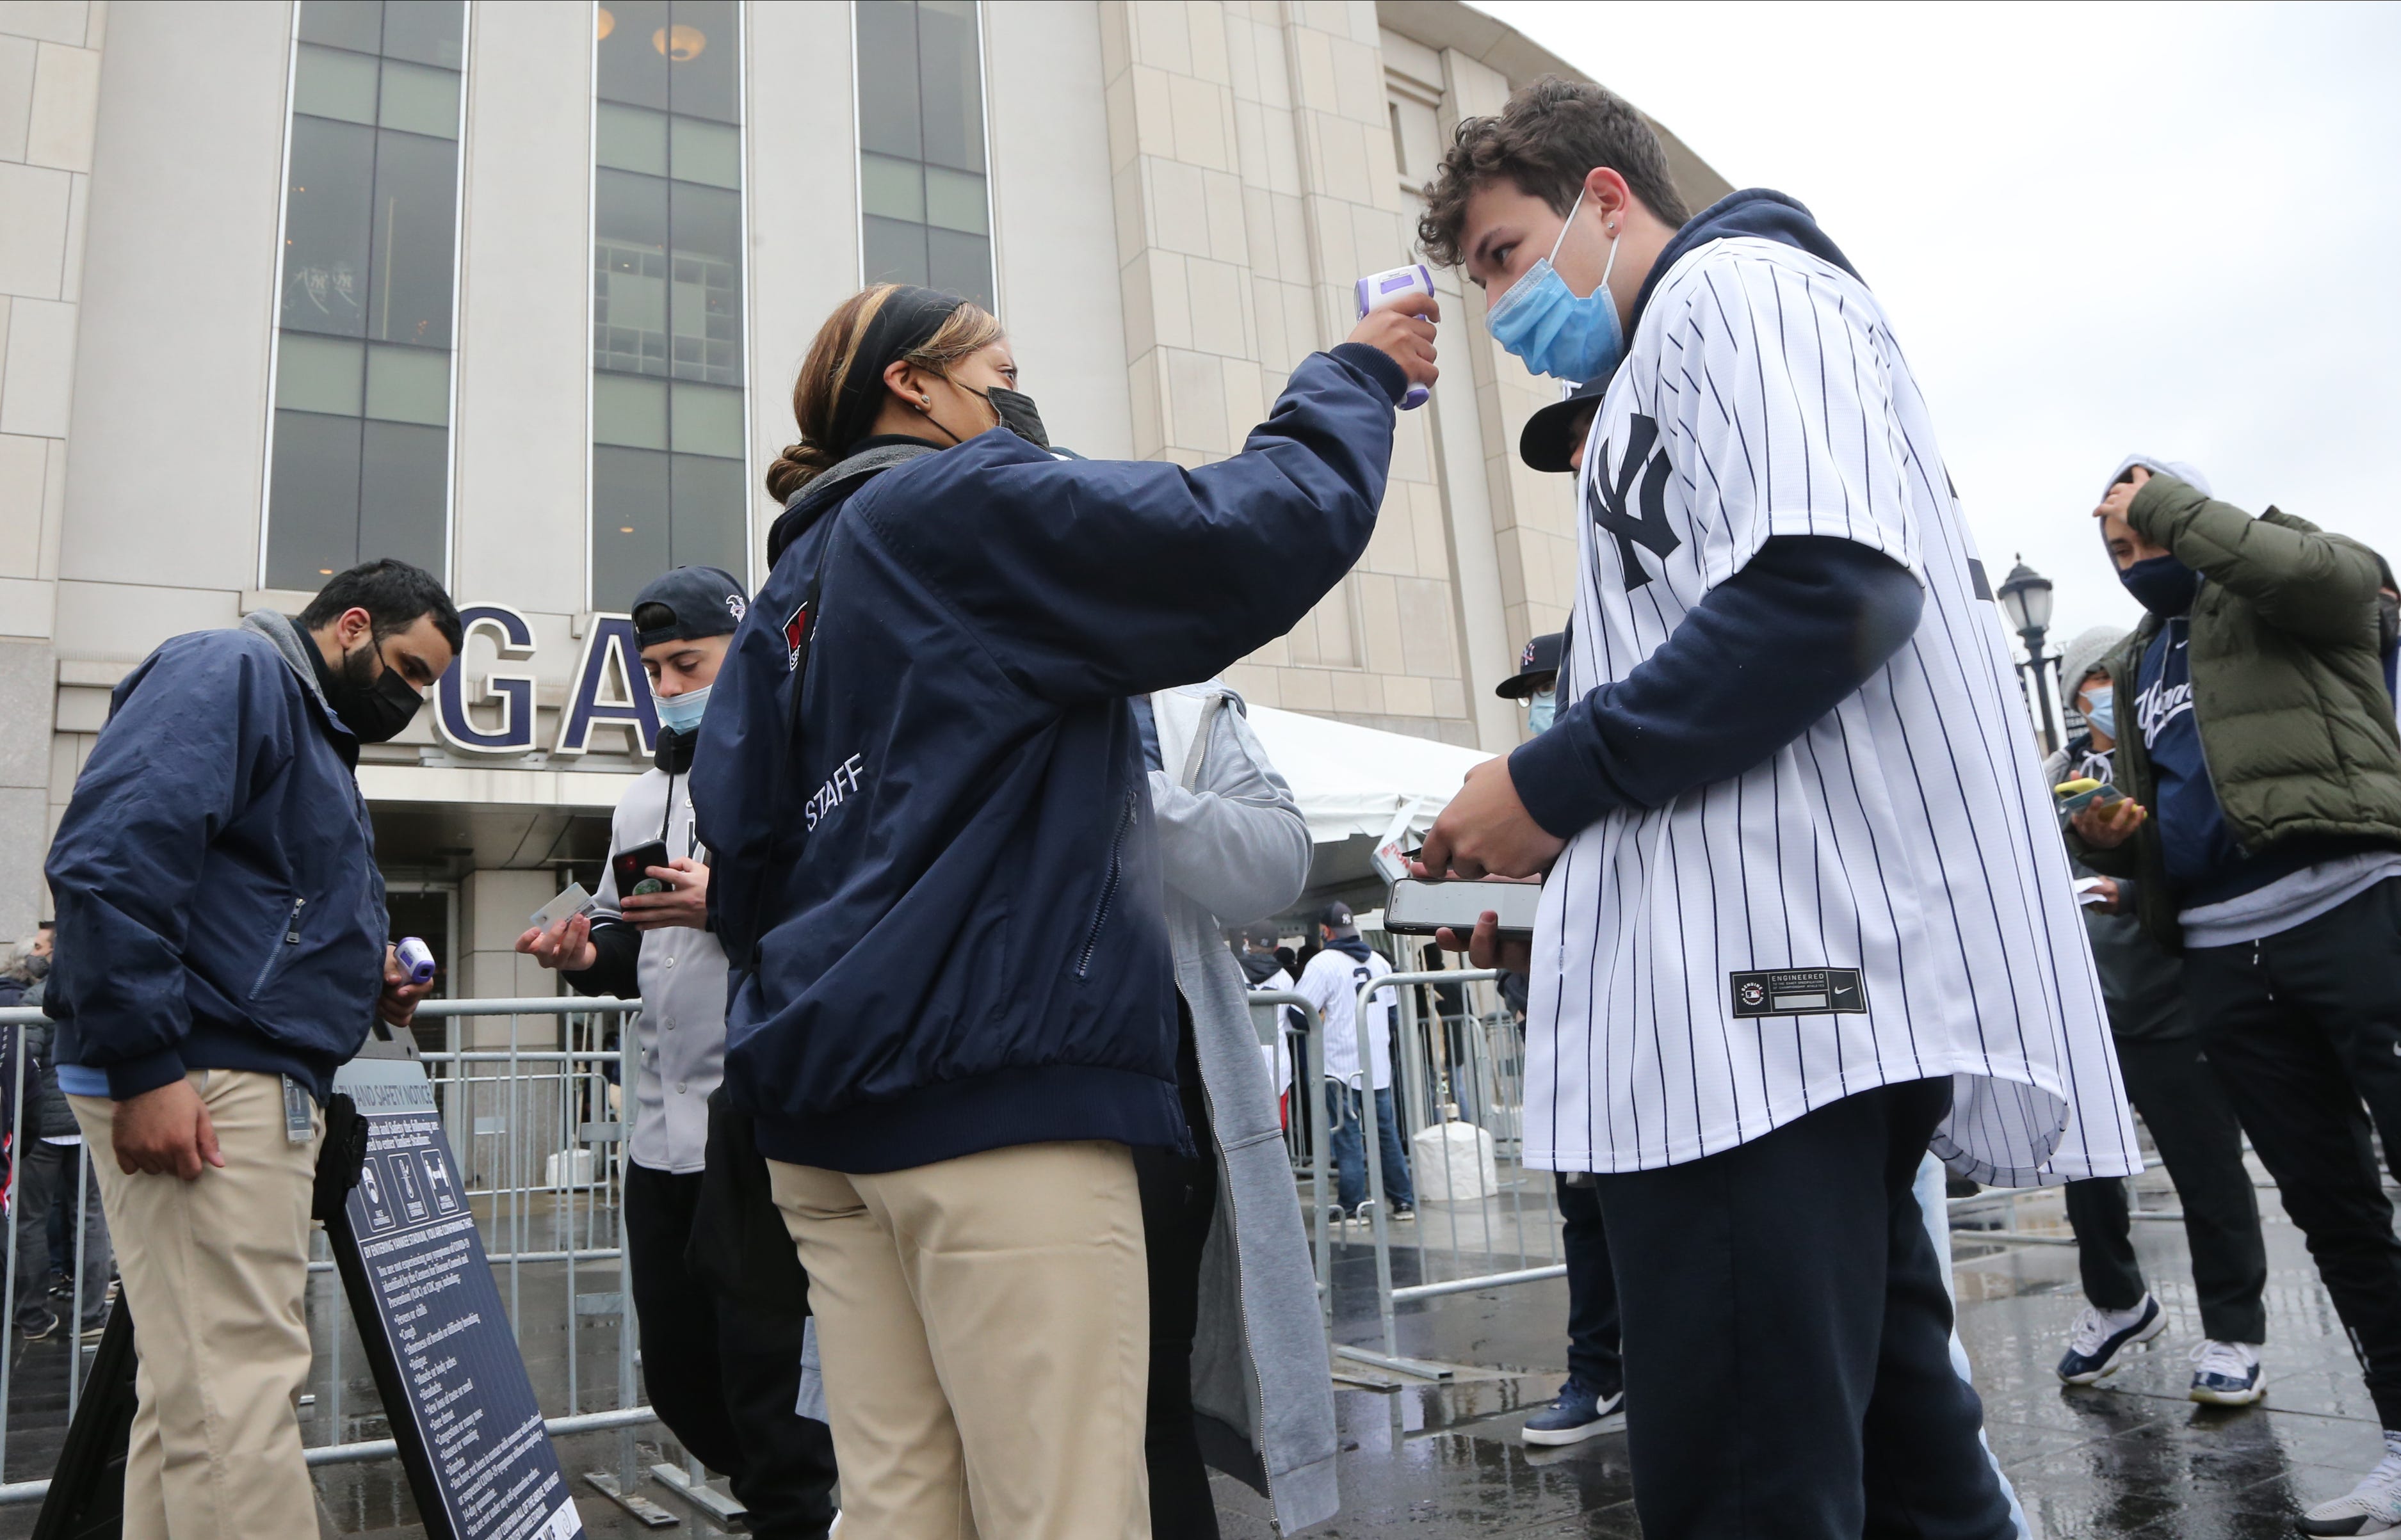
[1243,703,1494,846]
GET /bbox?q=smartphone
[611,840,673,899]
[2058,784,2124,816]
[1382,877,1543,937]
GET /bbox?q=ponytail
[766,284,1006,499]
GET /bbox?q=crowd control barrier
[0,998,703,1520]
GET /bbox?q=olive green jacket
[2070,474,2401,948]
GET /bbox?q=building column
[457,869,562,1048]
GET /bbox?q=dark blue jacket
[693,345,1404,1172]
[45,613,386,1102]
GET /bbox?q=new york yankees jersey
[1526,236,2140,1187]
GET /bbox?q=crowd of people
[23,68,2401,1540]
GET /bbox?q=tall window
[265,0,467,590]
[855,1,992,310]
[591,0,747,609]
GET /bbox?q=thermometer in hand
[1354,264,1434,410]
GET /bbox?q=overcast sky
[1476,0,2401,670]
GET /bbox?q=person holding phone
[517,565,836,1539]
[692,280,1432,1537]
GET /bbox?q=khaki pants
[770,1141,1151,1540]
[71,1070,323,1540]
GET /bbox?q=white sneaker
[2054,1294,2164,1384]
[2300,1447,2401,1536]
[2186,1339,2265,1406]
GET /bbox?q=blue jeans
[1325,1082,1414,1212]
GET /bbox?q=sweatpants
[1552,1172,1622,1395]
[769,1140,1151,1539]
[624,1161,837,1539]
[69,1070,321,1540]
[2061,1036,2267,1343]
[2187,876,2401,1427]
[1596,1078,2014,1540]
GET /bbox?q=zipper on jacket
[252,897,306,997]
[1074,792,1138,980]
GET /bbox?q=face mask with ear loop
[914,374,1052,450]
[1485,183,1625,383]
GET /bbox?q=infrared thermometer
[396,936,437,987]
[1352,264,1433,410]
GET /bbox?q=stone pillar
[457,869,562,1048]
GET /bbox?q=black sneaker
[1523,1377,1626,1446]
[2056,1294,2164,1384]
[19,1309,59,1342]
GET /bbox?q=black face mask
[329,641,424,743]
[2119,554,2200,618]
[982,385,1049,449]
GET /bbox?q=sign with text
[331,1057,586,1540]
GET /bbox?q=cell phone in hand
[1382,877,1542,937]
[612,840,673,899]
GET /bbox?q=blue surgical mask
[654,684,710,734]
[2080,684,2115,742]
[1527,687,1556,734]
[1485,185,1624,382]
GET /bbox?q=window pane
[859,152,923,222]
[670,115,740,190]
[368,128,460,347]
[669,454,747,575]
[923,165,985,235]
[863,216,929,289]
[854,0,920,159]
[668,180,741,384]
[377,58,460,139]
[926,227,992,310]
[359,419,448,573]
[379,0,464,68]
[916,0,984,173]
[594,446,673,610]
[366,342,448,425]
[596,0,670,110]
[597,102,668,177]
[665,0,738,125]
[670,381,742,457]
[298,0,383,56]
[276,333,364,415]
[295,44,379,125]
[595,167,670,250]
[282,117,375,337]
[594,373,668,449]
[267,410,364,589]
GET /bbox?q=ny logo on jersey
[1587,412,1681,588]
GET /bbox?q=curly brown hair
[1416,77,1690,269]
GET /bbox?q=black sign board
[329,1055,588,1540]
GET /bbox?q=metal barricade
[0,998,670,1507]
[1348,970,1571,1368]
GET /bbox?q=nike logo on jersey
[1587,412,1681,588]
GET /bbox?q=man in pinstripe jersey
[1412,79,2135,1539]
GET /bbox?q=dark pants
[1135,1138,1222,1540]
[2187,876,2401,1427]
[2062,1035,2267,1342]
[1553,1172,1622,1395]
[12,1139,109,1329]
[1596,1079,2013,1540]
[1325,1082,1415,1211]
[624,1162,837,1539]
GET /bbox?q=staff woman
[691,282,1432,1537]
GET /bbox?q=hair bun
[764,440,835,502]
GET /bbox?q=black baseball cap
[1496,632,1564,699]
[1242,920,1280,947]
[1518,373,1612,474]
[633,566,749,649]
[1320,901,1357,934]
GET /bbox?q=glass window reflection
[592,0,748,609]
[268,0,464,591]
[853,0,992,311]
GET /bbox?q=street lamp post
[1996,556,2063,754]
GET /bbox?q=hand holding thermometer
[395,936,437,987]
[1354,264,1434,409]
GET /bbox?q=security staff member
[519,565,837,1537]
[45,559,453,1539]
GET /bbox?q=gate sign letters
[435,606,660,759]
[330,1057,586,1540]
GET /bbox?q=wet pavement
[0,1162,2384,1536]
